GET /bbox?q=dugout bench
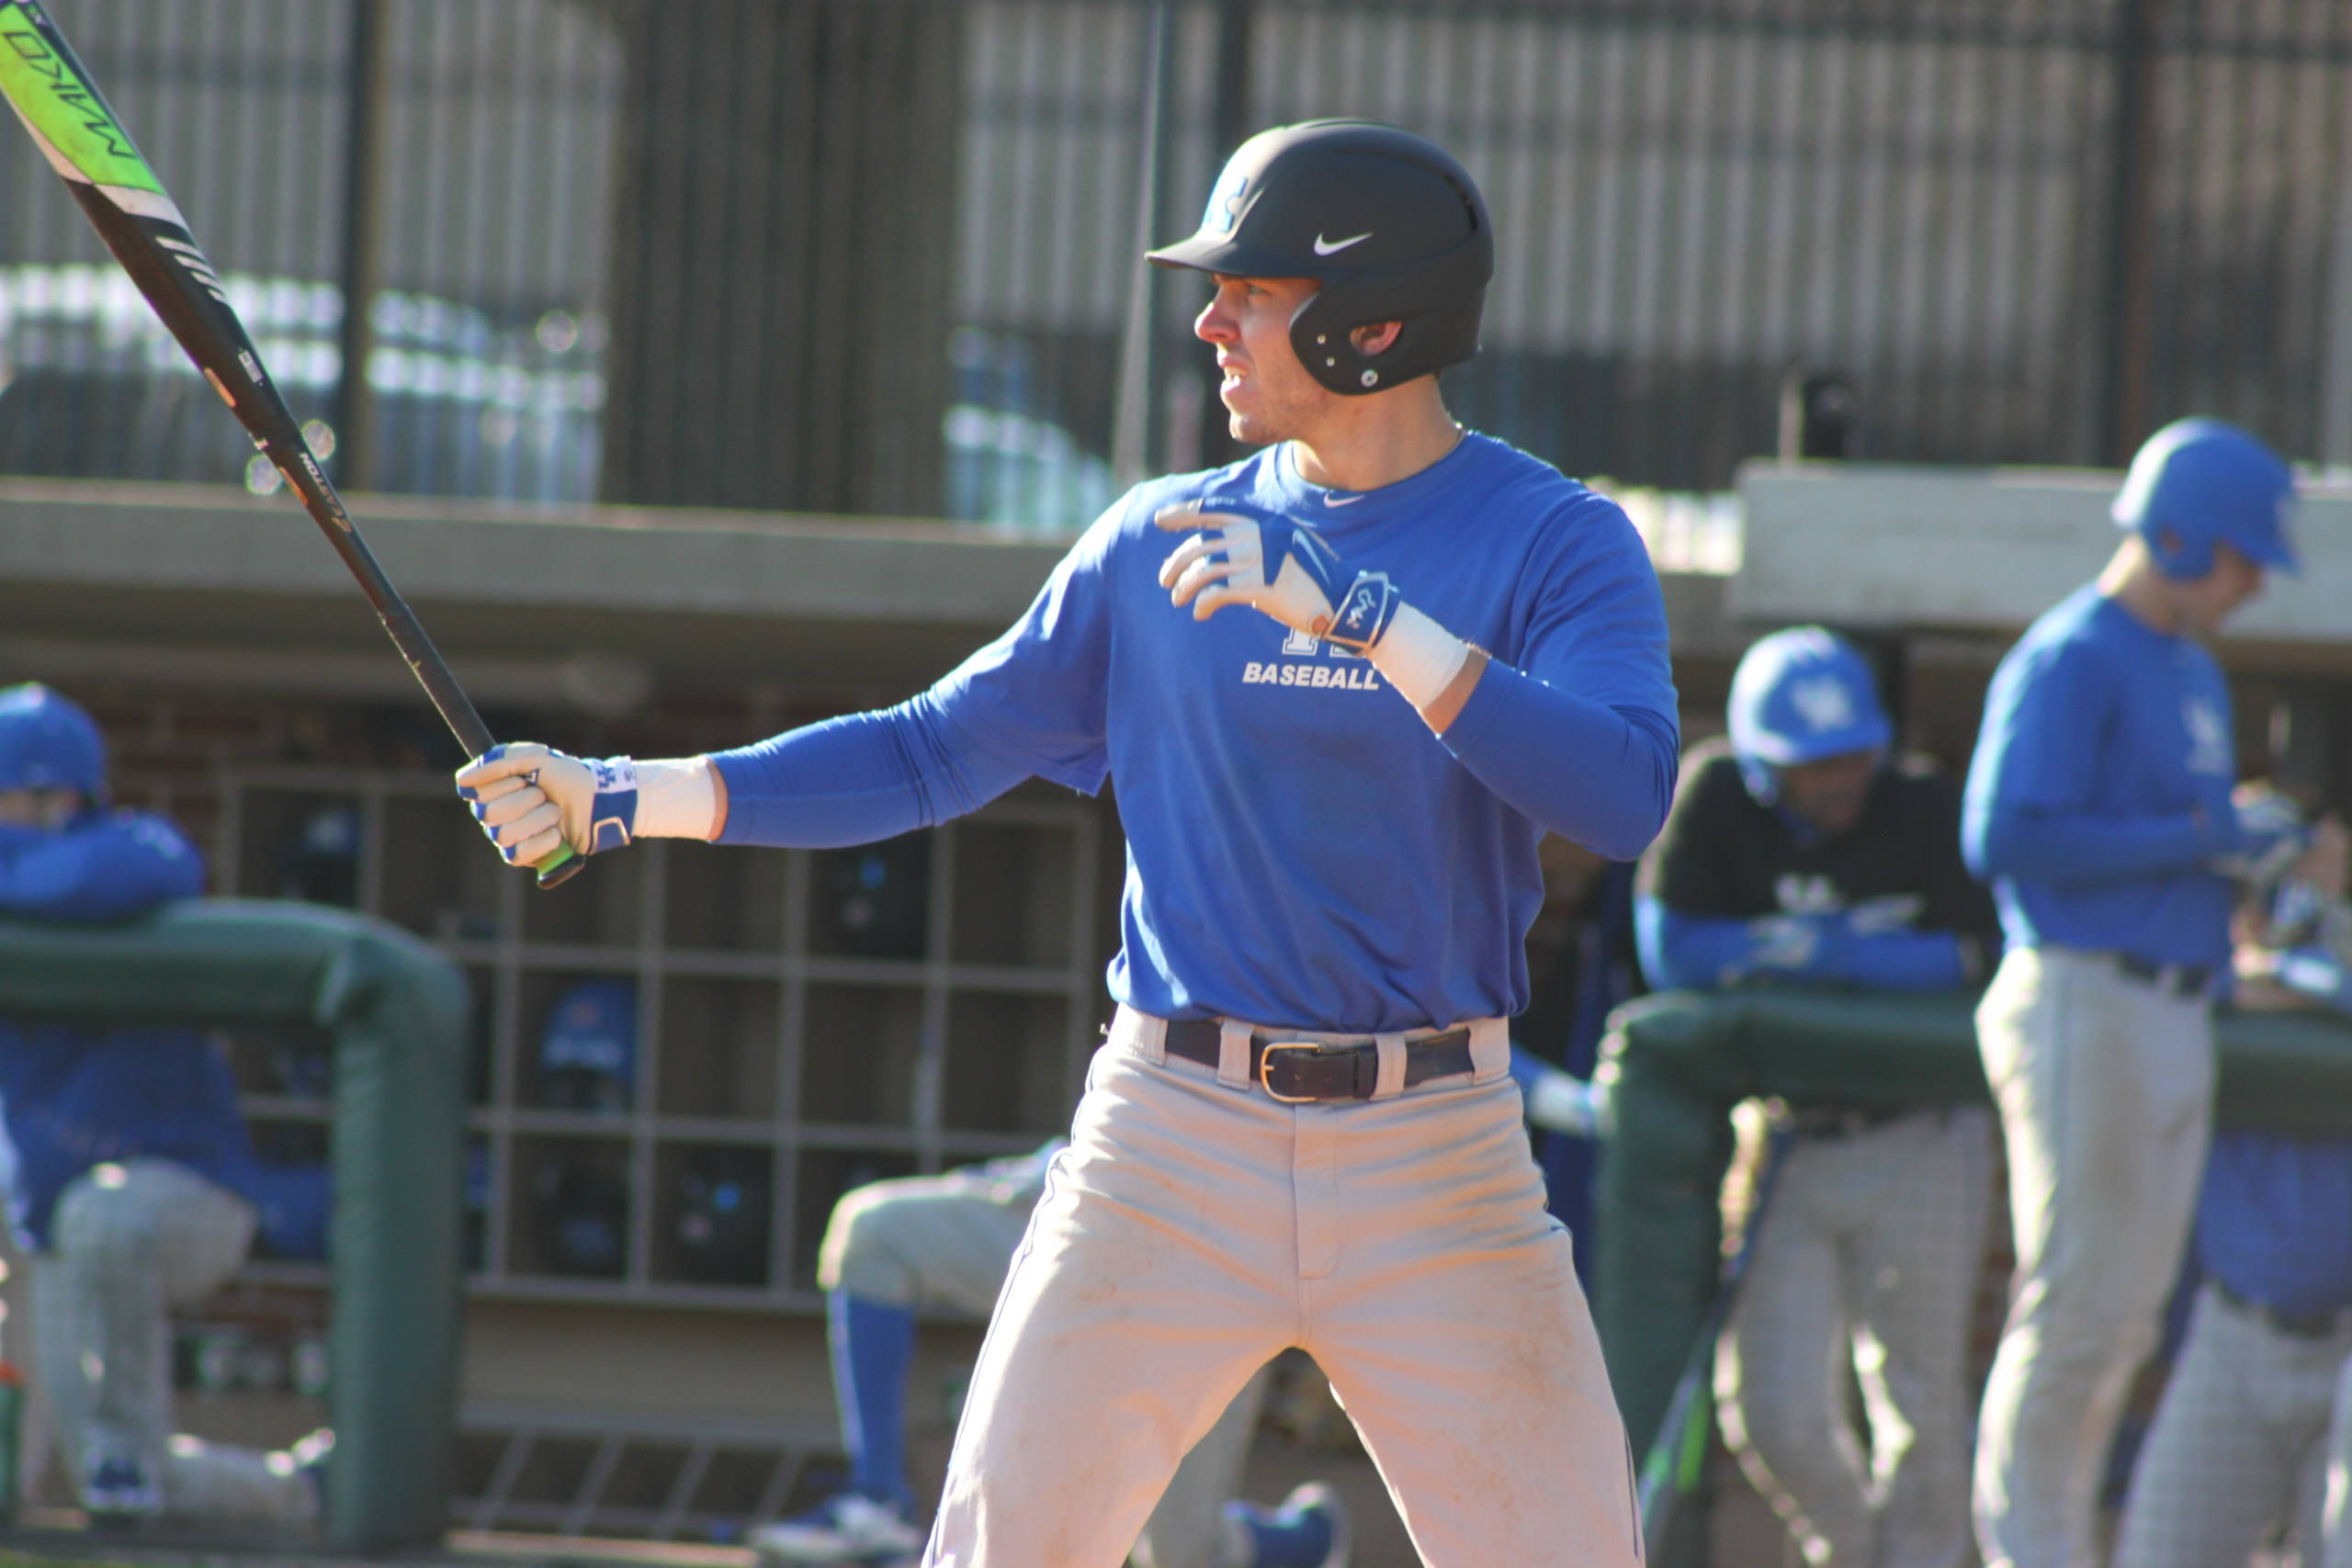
[0,898,468,1553]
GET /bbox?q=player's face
[2178,540,2266,634]
[1194,275,1325,445]
[0,786,80,829]
[1776,750,1878,837]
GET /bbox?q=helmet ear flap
[1288,296,1393,395]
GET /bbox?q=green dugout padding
[1594,987,2352,1461]
[0,898,468,1553]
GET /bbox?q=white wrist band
[632,756,719,840]
[1524,1070,1602,1138]
[1365,603,1473,714]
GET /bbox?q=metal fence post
[1112,1,1178,490]
[334,0,387,494]
[2098,0,2159,467]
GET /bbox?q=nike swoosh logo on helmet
[1312,231,1372,255]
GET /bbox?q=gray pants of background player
[820,1160,1272,1568]
[1715,1105,1993,1568]
[30,1159,316,1525]
[2325,1350,2352,1568]
[2112,1280,2352,1568]
[922,1008,1641,1568]
[1973,947,2215,1568]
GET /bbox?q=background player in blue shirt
[1639,627,1999,1568]
[1962,419,2309,1568]
[0,684,329,1528]
[457,119,1678,1567]
[2114,815,2352,1568]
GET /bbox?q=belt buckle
[1258,1040,1329,1103]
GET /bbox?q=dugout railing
[1593,985,2352,1554]
[0,898,468,1554]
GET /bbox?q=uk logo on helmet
[1790,675,1857,734]
[1206,170,1252,234]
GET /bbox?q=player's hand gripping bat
[0,0,581,887]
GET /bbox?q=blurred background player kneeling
[0,684,329,1529]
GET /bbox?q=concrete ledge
[0,479,1739,703]
[1733,460,2352,648]
[0,479,1069,625]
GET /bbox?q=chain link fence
[0,0,2345,525]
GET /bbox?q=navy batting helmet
[1727,627,1892,807]
[0,683,106,798]
[1147,119,1493,397]
[2112,418,2297,581]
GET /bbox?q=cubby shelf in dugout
[217,766,1104,1312]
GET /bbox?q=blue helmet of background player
[0,683,106,800]
[537,977,637,1113]
[1148,118,1494,397]
[1726,626,1893,808]
[2112,417,2298,581]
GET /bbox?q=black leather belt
[2214,1278,2352,1340]
[1161,1018,1476,1102]
[2116,953,2214,998]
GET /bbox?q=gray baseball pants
[31,1159,316,1525]
[2112,1280,2352,1568]
[1714,1105,1993,1568]
[820,1159,1272,1568]
[920,1006,1641,1568]
[1973,947,2214,1568]
[2323,1348,2352,1568]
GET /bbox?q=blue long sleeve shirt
[716,434,1680,1032]
[1962,586,2238,967]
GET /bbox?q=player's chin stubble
[1221,383,1299,449]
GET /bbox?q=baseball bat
[1635,1127,1792,1554]
[0,0,580,887]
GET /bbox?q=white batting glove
[452,746,718,868]
[1744,913,1825,973]
[2210,789,2312,886]
[1521,1065,1610,1137]
[1153,502,1398,650]
[1152,500,1472,713]
[1843,893,1925,936]
[455,743,634,867]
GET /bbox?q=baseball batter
[456,119,1678,1566]
[1962,419,2307,1568]
[1637,627,1999,1568]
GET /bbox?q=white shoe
[753,1491,925,1563]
